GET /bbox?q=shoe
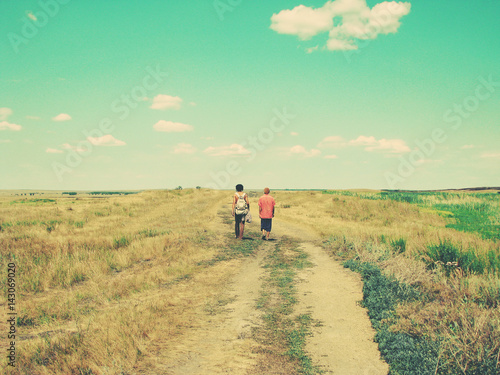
[262,235,266,240]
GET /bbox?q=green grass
[255,238,321,374]
[323,190,500,241]
[342,256,500,374]
[343,260,441,375]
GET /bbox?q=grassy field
[1,188,499,374]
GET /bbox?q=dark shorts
[261,218,272,232]
[235,213,246,225]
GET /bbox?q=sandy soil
[294,243,389,374]
[272,217,389,374]
[149,248,266,375]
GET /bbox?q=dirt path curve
[271,217,389,374]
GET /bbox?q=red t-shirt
[258,195,275,219]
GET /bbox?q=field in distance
[0,188,499,374]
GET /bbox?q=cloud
[289,145,321,157]
[153,120,193,132]
[324,154,338,159]
[349,135,410,153]
[0,121,22,131]
[173,143,197,154]
[150,95,183,110]
[62,143,87,152]
[87,135,126,146]
[46,148,63,154]
[0,139,12,143]
[0,108,13,120]
[291,132,299,136]
[270,4,334,40]
[461,144,475,149]
[270,0,411,52]
[480,152,500,159]
[52,113,72,122]
[204,144,251,157]
[318,135,346,148]
[26,11,38,21]
[306,45,319,53]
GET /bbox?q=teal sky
[1,0,499,190]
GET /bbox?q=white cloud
[480,152,500,159]
[348,135,410,153]
[153,120,193,132]
[270,0,411,52]
[52,113,72,122]
[62,143,87,152]
[173,143,197,154]
[461,144,475,149]
[270,4,334,40]
[318,135,346,148]
[26,11,37,21]
[0,108,13,120]
[150,95,183,110]
[46,148,63,154]
[0,139,12,143]
[87,135,126,146]
[204,144,251,157]
[290,145,321,157]
[291,132,299,136]
[324,154,338,159]
[306,45,319,53]
[0,121,22,131]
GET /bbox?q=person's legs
[239,222,245,239]
[235,214,241,238]
[260,219,272,240]
[261,219,272,240]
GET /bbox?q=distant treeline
[88,191,139,195]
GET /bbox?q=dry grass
[0,189,234,374]
[271,190,500,372]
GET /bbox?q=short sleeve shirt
[258,195,275,219]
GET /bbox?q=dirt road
[142,205,388,374]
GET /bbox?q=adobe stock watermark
[205,107,296,189]
[52,65,169,182]
[8,0,71,54]
[213,0,243,21]
[384,74,499,189]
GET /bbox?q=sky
[1,0,499,191]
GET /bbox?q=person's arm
[245,194,250,210]
[232,194,236,216]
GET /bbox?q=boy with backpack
[232,184,250,239]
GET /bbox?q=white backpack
[235,193,248,214]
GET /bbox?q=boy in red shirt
[258,187,275,240]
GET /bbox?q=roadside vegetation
[274,189,500,374]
